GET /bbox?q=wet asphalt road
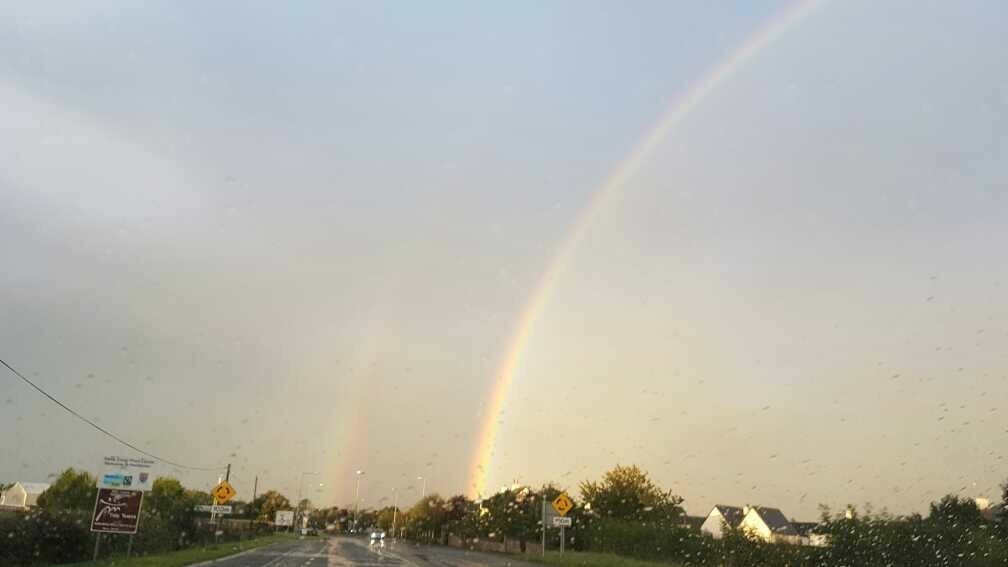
[202,536,538,567]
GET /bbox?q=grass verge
[66,533,302,566]
[525,550,682,567]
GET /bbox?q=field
[65,533,298,567]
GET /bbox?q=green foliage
[997,479,1008,537]
[814,503,1008,567]
[375,506,400,531]
[444,494,479,537]
[479,488,532,541]
[530,550,680,567]
[0,508,92,565]
[929,494,985,528]
[579,465,684,526]
[248,490,291,524]
[405,494,447,541]
[137,477,211,551]
[582,518,715,565]
[37,468,98,512]
[308,506,344,529]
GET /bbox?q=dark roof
[753,507,797,535]
[712,505,745,527]
[681,516,706,531]
[791,521,821,536]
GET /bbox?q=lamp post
[353,470,364,531]
[391,488,398,542]
[296,472,319,532]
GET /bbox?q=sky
[2,1,1007,519]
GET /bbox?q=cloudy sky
[2,1,1007,518]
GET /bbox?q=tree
[928,494,983,528]
[250,490,291,523]
[996,479,1008,536]
[146,477,195,522]
[579,465,683,525]
[406,494,447,541]
[444,494,479,537]
[376,506,401,531]
[477,485,561,542]
[37,468,97,512]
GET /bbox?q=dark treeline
[5,465,1008,566]
[379,465,1008,567]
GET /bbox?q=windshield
[3,2,1007,566]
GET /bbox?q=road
[203,536,540,567]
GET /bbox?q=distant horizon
[3,457,1000,523]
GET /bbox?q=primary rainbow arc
[468,0,822,497]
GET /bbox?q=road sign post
[275,510,294,528]
[92,455,150,560]
[91,488,143,534]
[550,493,574,555]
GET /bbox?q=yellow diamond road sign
[552,493,574,516]
[212,480,237,503]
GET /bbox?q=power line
[1,357,226,472]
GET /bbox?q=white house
[0,481,50,509]
[739,506,800,544]
[700,505,746,538]
[702,504,822,545]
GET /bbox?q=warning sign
[212,480,237,503]
[552,493,574,516]
[90,488,143,534]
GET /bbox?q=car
[369,530,386,548]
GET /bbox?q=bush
[583,518,716,565]
[0,508,92,566]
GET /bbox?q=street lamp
[296,472,319,532]
[354,470,365,531]
[391,488,398,542]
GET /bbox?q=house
[0,481,50,510]
[976,497,1001,522]
[740,506,800,544]
[793,521,829,547]
[700,505,746,538]
[680,515,706,532]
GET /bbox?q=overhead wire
[1,357,227,472]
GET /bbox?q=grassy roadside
[65,533,303,567]
[525,550,683,567]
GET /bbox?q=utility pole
[541,498,546,556]
[252,476,258,504]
